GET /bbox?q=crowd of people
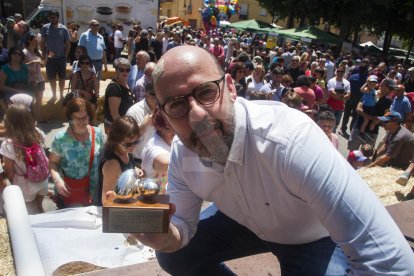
[0,9,414,274]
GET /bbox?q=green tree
[256,0,414,55]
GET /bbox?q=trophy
[102,169,170,233]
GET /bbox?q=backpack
[11,141,50,183]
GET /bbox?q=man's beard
[185,106,235,165]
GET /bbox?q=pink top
[294,86,316,109]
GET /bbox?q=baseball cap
[381,78,396,89]
[367,75,378,82]
[348,150,368,163]
[355,59,361,64]
[378,111,402,123]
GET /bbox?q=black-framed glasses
[117,68,131,73]
[159,76,225,119]
[122,139,140,148]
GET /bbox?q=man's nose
[187,96,208,123]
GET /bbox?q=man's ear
[225,73,237,102]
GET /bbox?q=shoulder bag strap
[78,71,86,90]
[87,127,95,177]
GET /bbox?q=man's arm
[367,153,391,168]
[132,142,203,253]
[102,49,107,71]
[285,122,414,273]
[64,29,71,58]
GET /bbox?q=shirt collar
[226,98,246,166]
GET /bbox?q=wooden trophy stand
[102,194,170,233]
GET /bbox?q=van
[27,0,159,34]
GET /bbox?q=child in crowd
[359,75,378,138]
[0,104,48,214]
[347,144,374,170]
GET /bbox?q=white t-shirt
[114,30,124,49]
[246,78,267,98]
[141,133,171,178]
[126,100,156,159]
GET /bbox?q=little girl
[0,104,48,214]
[359,75,378,137]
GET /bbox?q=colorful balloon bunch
[202,0,240,33]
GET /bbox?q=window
[29,9,50,29]
[239,3,248,20]
[259,8,267,17]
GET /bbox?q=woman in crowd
[70,54,98,107]
[71,45,95,73]
[0,104,48,214]
[141,111,174,193]
[104,58,135,133]
[246,64,267,100]
[99,115,143,204]
[24,33,45,119]
[230,61,247,98]
[49,98,105,208]
[317,110,338,149]
[281,74,294,91]
[0,46,29,104]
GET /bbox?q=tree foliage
[256,0,414,54]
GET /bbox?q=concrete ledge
[41,66,116,81]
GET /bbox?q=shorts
[14,176,48,202]
[362,105,376,116]
[46,56,66,80]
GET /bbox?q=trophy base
[102,194,170,233]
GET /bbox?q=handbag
[61,127,95,207]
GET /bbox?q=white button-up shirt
[168,98,414,274]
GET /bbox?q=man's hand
[131,203,182,252]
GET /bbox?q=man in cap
[13,13,26,36]
[368,111,414,169]
[132,45,414,275]
[348,77,395,150]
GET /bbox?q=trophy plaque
[102,170,170,233]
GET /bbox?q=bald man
[133,46,414,275]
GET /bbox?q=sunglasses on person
[122,139,140,148]
[336,70,345,73]
[91,23,100,27]
[12,52,24,56]
[117,68,131,73]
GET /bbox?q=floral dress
[50,126,104,204]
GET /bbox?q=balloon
[228,5,235,15]
[218,5,227,13]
